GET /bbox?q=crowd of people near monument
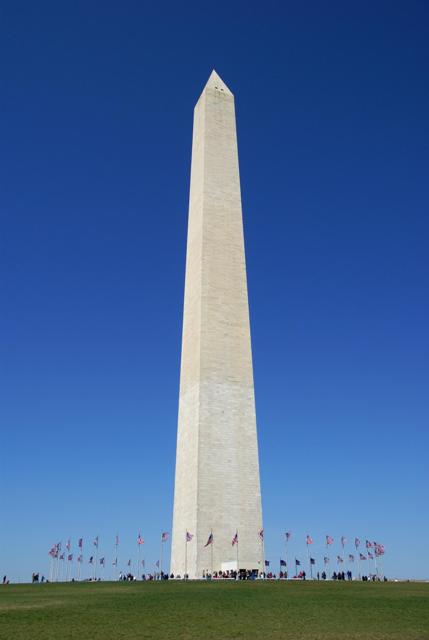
[1,568,389,585]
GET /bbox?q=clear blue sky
[1,1,428,582]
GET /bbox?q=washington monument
[171,71,263,578]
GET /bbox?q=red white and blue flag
[326,535,334,546]
[306,535,313,545]
[354,538,360,549]
[204,533,214,547]
[78,538,83,549]
[232,532,238,546]
[324,557,329,564]
[285,532,292,541]
[186,532,194,542]
[259,529,264,540]
[137,533,144,545]
[337,555,343,563]
[359,553,367,560]
[349,554,355,562]
[341,536,347,548]
[67,554,73,562]
[93,536,99,548]
[365,540,373,549]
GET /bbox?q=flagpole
[210,530,213,576]
[95,537,98,580]
[285,536,288,579]
[159,534,163,579]
[184,531,188,580]
[306,542,312,579]
[138,541,141,580]
[236,530,239,575]
[115,537,118,581]
[260,532,265,578]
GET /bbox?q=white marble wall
[171,71,263,578]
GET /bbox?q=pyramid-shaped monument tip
[204,69,233,96]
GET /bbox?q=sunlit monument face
[170,71,263,579]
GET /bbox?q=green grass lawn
[0,580,428,640]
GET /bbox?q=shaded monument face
[170,71,263,578]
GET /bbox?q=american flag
[100,557,105,566]
[341,536,347,548]
[89,556,94,564]
[232,532,238,546]
[141,560,145,567]
[156,560,160,568]
[115,535,119,546]
[259,529,264,540]
[186,532,194,542]
[365,540,373,549]
[67,554,73,562]
[137,533,144,545]
[77,555,82,563]
[280,559,286,566]
[359,553,366,560]
[59,553,65,560]
[66,540,71,551]
[112,558,117,566]
[375,544,385,557]
[127,559,131,566]
[367,551,374,559]
[295,558,300,566]
[326,535,334,546]
[324,557,330,565]
[349,554,355,562]
[93,536,99,548]
[306,535,313,545]
[285,532,292,541]
[265,560,270,567]
[204,533,214,547]
[310,558,315,565]
[161,532,169,542]
[337,555,343,563]
[354,537,360,549]
[78,538,83,548]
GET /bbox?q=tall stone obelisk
[171,71,263,578]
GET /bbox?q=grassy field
[0,580,428,640]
